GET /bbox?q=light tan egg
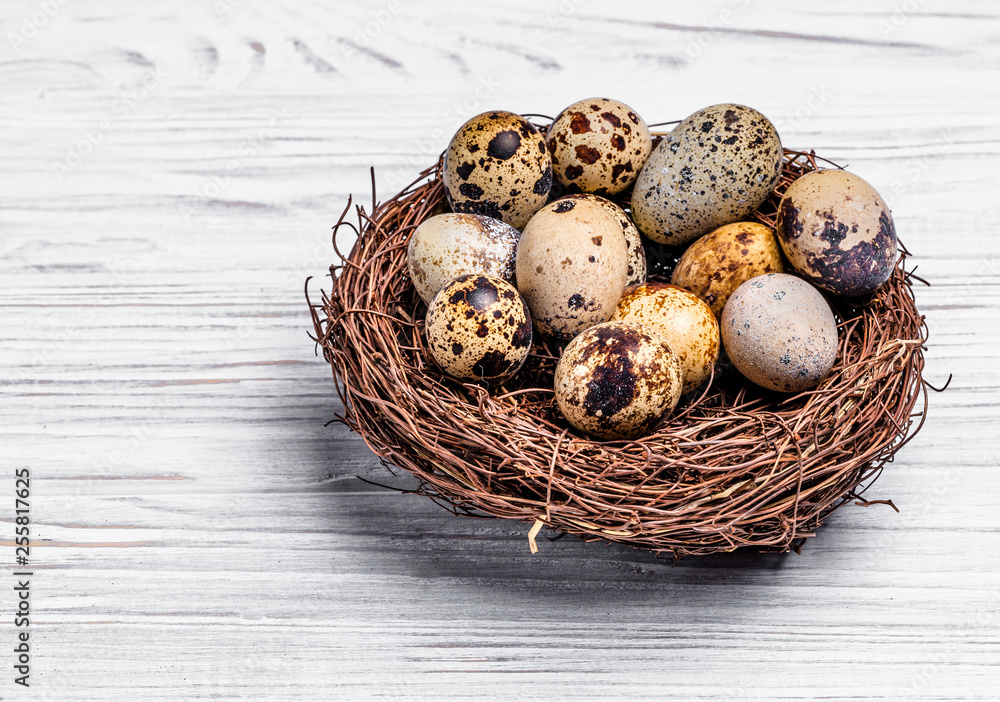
[631,103,783,246]
[776,169,897,297]
[670,221,785,318]
[721,273,838,393]
[612,282,720,393]
[554,321,683,440]
[515,198,628,340]
[547,98,652,195]
[558,193,646,285]
[425,274,533,385]
[407,213,520,304]
[443,111,552,229]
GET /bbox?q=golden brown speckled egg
[558,193,646,285]
[612,282,719,394]
[515,198,628,340]
[547,98,652,195]
[631,103,783,246]
[425,274,533,385]
[721,274,838,393]
[443,111,552,229]
[554,321,683,440]
[670,221,785,318]
[407,213,520,304]
[776,169,897,297]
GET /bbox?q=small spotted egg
[555,321,683,440]
[631,103,783,246]
[721,274,838,393]
[515,197,628,340]
[776,169,897,297]
[407,213,520,304]
[425,274,533,385]
[558,193,646,285]
[547,98,652,195]
[443,111,552,229]
[671,221,785,318]
[612,283,720,394]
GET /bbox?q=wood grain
[2,0,998,699]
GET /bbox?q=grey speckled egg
[515,198,628,340]
[721,273,838,393]
[776,169,897,297]
[443,111,552,229]
[559,193,646,285]
[631,103,783,246]
[425,274,533,385]
[407,213,520,304]
[547,98,652,195]
[555,321,683,440]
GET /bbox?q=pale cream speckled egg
[558,193,646,285]
[425,274,533,385]
[515,198,628,340]
[671,221,785,318]
[407,213,520,304]
[554,321,683,440]
[631,103,783,246]
[547,98,652,195]
[721,273,838,393]
[612,282,720,394]
[443,111,552,229]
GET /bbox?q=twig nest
[776,169,897,297]
[721,273,838,393]
[554,321,683,440]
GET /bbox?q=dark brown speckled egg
[776,169,897,297]
[547,98,652,195]
[443,111,552,229]
[425,274,533,385]
[554,321,683,440]
[631,103,783,246]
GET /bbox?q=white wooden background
[2,0,998,699]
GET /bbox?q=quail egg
[558,193,646,285]
[631,103,783,246]
[425,274,533,385]
[547,98,652,195]
[555,321,683,440]
[443,111,552,229]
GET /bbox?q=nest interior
[309,140,932,558]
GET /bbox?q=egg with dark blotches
[670,221,785,318]
[515,198,628,340]
[612,283,719,394]
[631,103,783,246]
[776,169,897,297]
[407,213,520,304]
[425,274,533,385]
[547,98,652,195]
[443,111,552,229]
[721,274,838,393]
[558,193,646,285]
[554,321,683,440]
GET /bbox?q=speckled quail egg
[515,197,628,340]
[558,193,646,285]
[425,274,533,385]
[555,321,683,440]
[612,282,720,394]
[547,98,653,195]
[631,103,783,246]
[443,111,552,229]
[776,169,897,297]
[671,221,785,318]
[721,273,838,393]
[407,213,520,304]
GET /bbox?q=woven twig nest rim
[309,126,937,558]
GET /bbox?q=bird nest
[308,136,934,558]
